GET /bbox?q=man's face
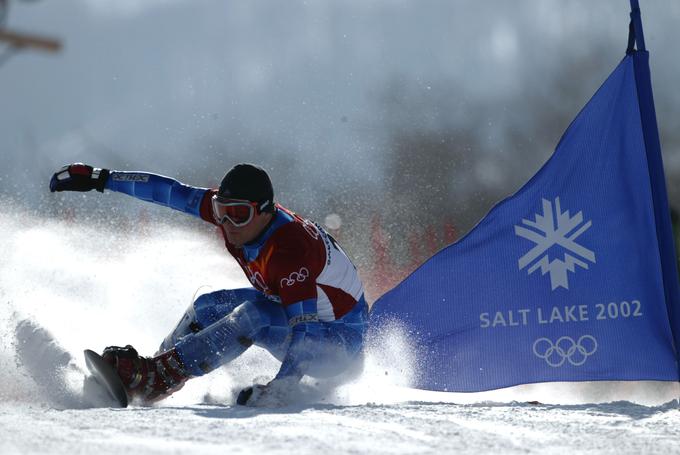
[223,209,272,247]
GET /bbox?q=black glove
[236,377,297,406]
[50,163,110,193]
[236,385,256,405]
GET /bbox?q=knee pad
[174,300,268,376]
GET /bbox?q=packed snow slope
[1,207,679,454]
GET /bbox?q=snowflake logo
[514,197,595,290]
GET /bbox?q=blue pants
[159,288,368,379]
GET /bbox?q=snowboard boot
[101,345,189,403]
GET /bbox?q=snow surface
[1,209,679,454]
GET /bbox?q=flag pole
[629,0,680,368]
[628,0,646,53]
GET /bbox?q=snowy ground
[2,209,679,454]
[2,399,680,455]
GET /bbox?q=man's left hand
[236,377,299,407]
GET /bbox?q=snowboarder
[49,163,368,406]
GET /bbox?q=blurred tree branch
[0,28,61,52]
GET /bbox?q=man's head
[212,163,275,247]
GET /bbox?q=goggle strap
[258,200,272,213]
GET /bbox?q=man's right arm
[50,163,217,221]
[106,171,209,219]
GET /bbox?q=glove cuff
[94,168,110,193]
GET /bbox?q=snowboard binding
[84,344,189,407]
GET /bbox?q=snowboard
[83,349,128,408]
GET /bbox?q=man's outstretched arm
[50,163,213,220]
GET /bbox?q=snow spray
[1,204,677,408]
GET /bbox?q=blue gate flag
[369,3,680,392]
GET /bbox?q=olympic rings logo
[280,267,310,287]
[532,335,598,367]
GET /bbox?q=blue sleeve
[275,298,322,380]
[105,171,208,218]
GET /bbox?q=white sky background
[1,0,679,213]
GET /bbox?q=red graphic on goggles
[211,196,259,227]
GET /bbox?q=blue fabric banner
[369,47,680,391]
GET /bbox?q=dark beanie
[217,163,275,212]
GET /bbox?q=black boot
[101,345,189,403]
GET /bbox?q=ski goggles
[211,196,261,227]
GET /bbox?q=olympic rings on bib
[280,267,310,287]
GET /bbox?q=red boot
[101,345,189,403]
